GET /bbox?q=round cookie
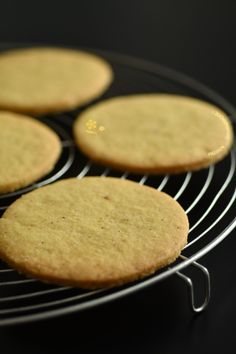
[0,47,113,114]
[0,177,188,289]
[73,94,233,174]
[0,111,61,193]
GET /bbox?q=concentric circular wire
[0,47,235,325]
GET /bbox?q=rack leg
[176,256,211,313]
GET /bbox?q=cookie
[0,47,113,114]
[0,177,188,289]
[0,111,61,193]
[73,94,233,174]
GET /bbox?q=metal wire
[77,161,92,179]
[157,175,169,191]
[185,166,214,214]
[174,172,192,200]
[176,256,211,313]
[189,151,235,233]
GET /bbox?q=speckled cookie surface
[74,94,233,174]
[0,47,113,114]
[0,177,188,289]
[0,111,61,193]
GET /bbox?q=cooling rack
[0,45,236,326]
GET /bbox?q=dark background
[1,0,236,103]
[0,0,236,353]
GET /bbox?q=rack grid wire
[0,46,236,325]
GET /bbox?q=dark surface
[0,1,236,353]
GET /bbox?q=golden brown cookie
[0,47,113,114]
[0,177,188,288]
[73,94,233,174]
[0,111,61,193]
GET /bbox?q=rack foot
[176,255,211,313]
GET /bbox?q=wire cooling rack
[0,45,236,326]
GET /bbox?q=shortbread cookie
[0,111,61,193]
[74,94,233,174]
[0,47,113,114]
[0,177,188,288]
